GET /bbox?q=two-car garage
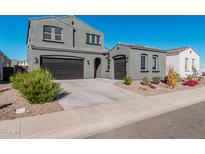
[40,57,84,80]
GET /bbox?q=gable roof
[0,50,11,62]
[113,43,166,53]
[167,47,191,54]
[27,15,104,44]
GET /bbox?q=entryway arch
[94,58,102,78]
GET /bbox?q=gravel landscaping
[0,82,64,121]
[115,77,205,96]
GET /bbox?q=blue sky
[0,15,205,66]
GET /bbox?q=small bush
[176,74,181,82]
[187,75,193,80]
[123,75,132,85]
[202,72,205,76]
[10,69,60,104]
[152,77,161,85]
[167,66,178,88]
[142,77,150,85]
[10,72,27,89]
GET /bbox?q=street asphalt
[87,101,205,139]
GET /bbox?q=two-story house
[0,51,11,80]
[27,16,109,79]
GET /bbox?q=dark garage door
[3,67,14,81]
[41,57,84,79]
[114,56,126,79]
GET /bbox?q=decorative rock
[15,107,25,114]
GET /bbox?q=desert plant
[187,74,193,80]
[142,77,150,85]
[152,77,161,85]
[123,75,132,85]
[176,74,182,82]
[202,72,205,76]
[192,67,197,77]
[167,66,178,88]
[10,69,60,104]
[10,71,27,90]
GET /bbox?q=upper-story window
[86,33,101,45]
[141,54,148,71]
[43,26,63,42]
[152,55,159,71]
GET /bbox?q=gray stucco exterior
[27,16,109,79]
[27,16,166,80]
[109,43,166,80]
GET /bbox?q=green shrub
[10,69,60,104]
[10,71,27,89]
[123,75,132,85]
[187,75,193,80]
[152,77,161,85]
[202,72,205,76]
[142,77,150,85]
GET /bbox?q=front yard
[115,77,205,96]
[0,69,65,121]
[0,82,63,121]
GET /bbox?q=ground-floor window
[192,58,195,70]
[141,54,148,71]
[185,58,189,71]
[152,55,158,71]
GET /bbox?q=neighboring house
[11,60,28,67]
[166,47,200,78]
[0,51,11,80]
[199,67,205,76]
[27,16,109,79]
[108,43,167,80]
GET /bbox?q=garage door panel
[41,57,84,79]
[114,57,126,80]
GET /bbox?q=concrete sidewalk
[0,87,205,138]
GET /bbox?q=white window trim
[152,55,158,71]
[86,33,101,45]
[185,58,189,72]
[192,58,195,70]
[141,54,148,71]
[43,26,63,42]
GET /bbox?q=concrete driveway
[57,79,144,109]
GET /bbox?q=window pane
[92,35,95,44]
[97,36,100,44]
[43,33,52,40]
[55,28,62,34]
[86,34,90,43]
[152,56,157,70]
[55,35,61,41]
[185,58,189,71]
[44,26,52,33]
[141,55,146,70]
[192,59,195,69]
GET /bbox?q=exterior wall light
[34,57,38,64]
[87,59,90,65]
[126,57,129,63]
